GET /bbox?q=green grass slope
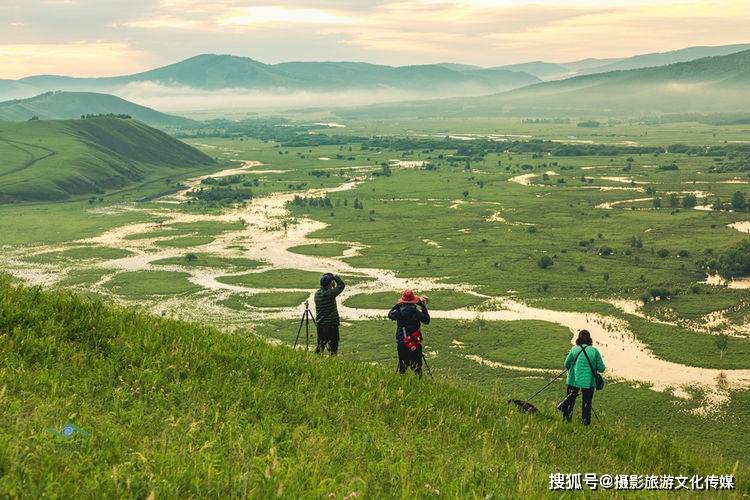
[0,91,197,128]
[0,117,214,203]
[0,277,747,497]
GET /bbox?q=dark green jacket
[314,275,345,327]
[565,344,606,389]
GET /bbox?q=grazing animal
[508,399,538,414]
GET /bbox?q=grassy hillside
[0,276,746,497]
[0,118,214,203]
[0,91,197,128]
[339,49,750,118]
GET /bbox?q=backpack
[402,327,422,351]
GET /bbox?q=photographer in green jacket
[314,273,345,355]
[557,329,606,425]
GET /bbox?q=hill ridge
[0,117,214,202]
[0,91,197,128]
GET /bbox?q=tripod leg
[305,312,310,351]
[293,312,306,349]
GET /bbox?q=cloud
[220,6,358,26]
[1,0,749,78]
[113,80,493,113]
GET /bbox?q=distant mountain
[559,58,622,73]
[4,44,748,106]
[488,44,750,81]
[489,61,571,80]
[436,63,482,71]
[1,54,541,102]
[337,49,750,118]
[577,43,750,75]
[0,80,38,101]
[0,91,197,128]
[0,117,214,203]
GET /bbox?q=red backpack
[403,328,422,351]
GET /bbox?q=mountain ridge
[2,54,540,99]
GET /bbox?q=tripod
[293,300,316,351]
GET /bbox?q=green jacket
[564,344,606,389]
[314,275,345,327]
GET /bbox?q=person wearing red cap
[388,290,430,376]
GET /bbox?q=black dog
[508,399,539,414]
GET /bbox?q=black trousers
[315,324,339,355]
[397,343,422,377]
[558,385,595,425]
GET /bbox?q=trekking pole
[526,368,568,402]
[592,406,602,424]
[421,352,434,379]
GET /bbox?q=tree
[715,334,729,360]
[538,255,554,269]
[185,253,198,263]
[716,239,750,279]
[731,191,747,211]
[681,194,698,209]
[462,191,469,199]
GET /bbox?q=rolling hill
[0,117,214,203]
[0,91,198,128]
[338,49,750,118]
[1,276,746,496]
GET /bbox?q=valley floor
[2,124,750,465]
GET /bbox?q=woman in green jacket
[557,329,606,425]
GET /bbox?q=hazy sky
[2,0,749,78]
